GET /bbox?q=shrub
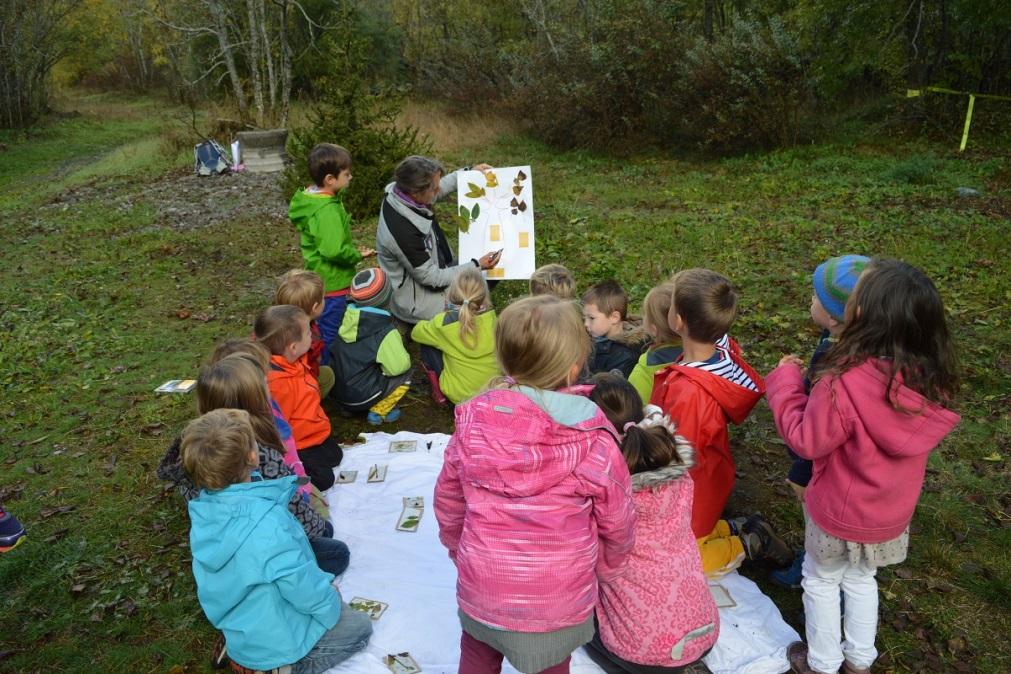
[282,4,430,220]
[678,16,815,153]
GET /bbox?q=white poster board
[457,166,535,280]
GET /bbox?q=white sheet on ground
[323,432,796,674]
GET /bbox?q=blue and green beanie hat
[813,255,870,321]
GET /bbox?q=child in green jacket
[628,282,683,403]
[412,267,501,405]
[288,143,375,361]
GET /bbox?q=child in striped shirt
[651,268,792,577]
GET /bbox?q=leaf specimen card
[457,166,535,280]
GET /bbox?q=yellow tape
[905,86,1010,152]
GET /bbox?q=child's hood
[453,386,619,498]
[838,360,960,457]
[268,354,303,381]
[663,364,765,424]
[288,188,340,228]
[338,305,391,343]
[188,476,299,571]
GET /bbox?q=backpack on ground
[194,140,233,176]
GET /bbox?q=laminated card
[457,166,535,280]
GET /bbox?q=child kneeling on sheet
[328,267,412,425]
[411,266,501,405]
[435,295,635,674]
[256,305,343,491]
[588,373,718,674]
[182,409,372,674]
[650,268,792,577]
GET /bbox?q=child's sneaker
[0,508,25,552]
[771,551,805,589]
[740,514,793,567]
[366,408,401,425]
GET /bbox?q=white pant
[801,551,879,673]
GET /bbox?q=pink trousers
[459,631,571,674]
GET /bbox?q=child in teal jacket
[183,409,372,672]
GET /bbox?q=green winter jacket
[411,309,500,404]
[289,188,362,292]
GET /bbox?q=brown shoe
[787,642,836,674]
[842,661,871,674]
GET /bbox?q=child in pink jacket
[434,295,635,674]
[766,259,959,674]
[588,373,718,673]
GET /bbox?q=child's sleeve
[376,330,411,377]
[766,364,850,460]
[580,438,635,582]
[433,435,466,562]
[410,316,440,347]
[313,206,362,266]
[269,545,342,625]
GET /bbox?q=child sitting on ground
[435,295,635,674]
[767,259,959,674]
[651,268,792,577]
[157,352,347,575]
[411,266,501,405]
[275,269,336,398]
[772,254,870,589]
[582,279,648,378]
[288,143,376,358]
[328,268,412,425]
[529,263,576,300]
[588,373,718,674]
[628,282,683,404]
[182,409,372,673]
[256,304,343,490]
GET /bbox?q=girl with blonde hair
[411,266,502,405]
[435,295,635,674]
[628,282,683,403]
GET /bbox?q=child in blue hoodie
[182,409,372,673]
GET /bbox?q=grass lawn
[0,92,1008,673]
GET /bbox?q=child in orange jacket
[650,268,791,576]
[255,304,342,491]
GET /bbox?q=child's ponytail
[590,373,693,476]
[448,267,491,349]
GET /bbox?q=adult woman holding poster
[376,155,501,325]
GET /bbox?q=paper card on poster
[457,166,535,280]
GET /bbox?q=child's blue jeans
[309,535,350,577]
[317,292,349,367]
[292,602,373,674]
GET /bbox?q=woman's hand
[778,354,804,368]
[358,246,376,258]
[477,249,502,270]
[472,163,494,173]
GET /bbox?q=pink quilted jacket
[434,385,635,632]
[596,445,719,666]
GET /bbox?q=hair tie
[503,375,515,385]
[622,421,637,433]
[461,299,470,306]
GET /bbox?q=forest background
[1,1,1009,672]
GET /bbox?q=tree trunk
[278,0,292,127]
[210,0,248,117]
[246,0,265,125]
[704,0,714,41]
[260,0,277,117]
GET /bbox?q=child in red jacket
[274,269,334,398]
[768,260,959,674]
[650,268,791,576]
[255,304,342,491]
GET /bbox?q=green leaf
[464,183,486,198]
[471,203,480,220]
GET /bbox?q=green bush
[282,4,430,220]
[678,16,815,152]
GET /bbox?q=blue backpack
[193,140,232,176]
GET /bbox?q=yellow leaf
[981,452,1003,462]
